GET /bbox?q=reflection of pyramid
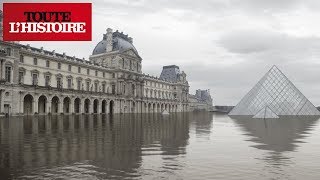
[231,116,319,152]
[229,66,320,117]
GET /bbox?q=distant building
[189,89,214,111]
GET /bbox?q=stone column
[20,98,24,114]
[70,98,74,114]
[79,99,83,114]
[97,99,101,114]
[106,101,109,114]
[89,99,93,114]
[58,100,63,114]
[2,61,5,81]
[0,90,3,113]
[33,99,38,114]
[128,101,131,113]
[0,59,4,80]
[46,100,51,114]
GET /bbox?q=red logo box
[3,3,92,41]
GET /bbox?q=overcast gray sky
[3,0,320,105]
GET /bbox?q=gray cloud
[219,30,320,55]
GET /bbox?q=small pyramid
[253,106,279,119]
[229,65,320,117]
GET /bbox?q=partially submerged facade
[0,28,191,115]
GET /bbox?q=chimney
[106,28,113,52]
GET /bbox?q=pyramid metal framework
[252,106,279,119]
[229,66,320,117]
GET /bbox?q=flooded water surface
[1,113,320,179]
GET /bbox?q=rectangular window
[67,79,72,89]
[87,69,90,75]
[103,72,105,77]
[57,77,62,89]
[95,70,98,76]
[86,81,90,91]
[58,63,61,69]
[112,85,116,94]
[102,84,105,93]
[33,58,37,65]
[94,83,98,92]
[68,65,72,71]
[32,74,38,85]
[5,66,11,82]
[45,76,50,87]
[46,60,50,67]
[112,73,115,78]
[77,80,81,90]
[18,72,24,84]
[6,48,11,56]
[78,67,81,73]
[20,55,24,63]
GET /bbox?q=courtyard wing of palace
[0,28,213,115]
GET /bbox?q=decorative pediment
[44,71,52,76]
[5,61,13,66]
[122,49,140,58]
[76,77,83,81]
[66,75,73,79]
[55,73,63,78]
[19,67,26,73]
[31,69,39,74]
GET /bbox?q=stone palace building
[0,26,194,115]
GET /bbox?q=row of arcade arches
[23,94,114,115]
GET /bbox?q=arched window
[18,69,25,84]
[33,58,38,65]
[31,70,39,86]
[20,55,24,63]
[5,65,12,82]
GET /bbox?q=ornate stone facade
[0,28,191,115]
[189,89,214,111]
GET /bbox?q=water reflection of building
[0,114,189,178]
[189,112,213,138]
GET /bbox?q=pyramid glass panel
[253,106,279,119]
[229,66,320,117]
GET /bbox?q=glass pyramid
[253,106,279,119]
[229,65,320,117]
